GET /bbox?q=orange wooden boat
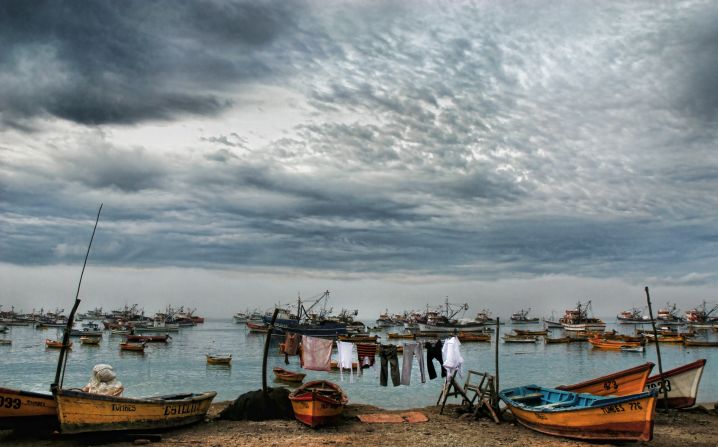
[246,322,269,333]
[119,342,145,352]
[589,338,643,350]
[45,339,72,349]
[288,380,347,428]
[458,332,491,342]
[0,387,57,430]
[557,362,655,396]
[273,367,306,383]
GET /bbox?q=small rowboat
[126,334,171,343]
[119,342,146,352]
[644,359,706,408]
[273,367,306,383]
[458,332,491,342]
[620,346,645,353]
[0,339,11,345]
[644,334,684,344]
[514,329,549,336]
[110,329,130,335]
[246,322,269,333]
[544,337,572,344]
[288,380,347,428]
[337,334,379,343]
[557,362,655,397]
[206,354,231,365]
[0,387,57,430]
[387,332,416,340]
[503,335,538,343]
[499,385,657,442]
[79,336,101,345]
[683,339,718,347]
[588,338,643,350]
[53,389,216,433]
[45,339,72,349]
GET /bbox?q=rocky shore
[2,401,716,447]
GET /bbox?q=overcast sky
[1,0,717,319]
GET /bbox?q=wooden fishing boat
[620,346,645,353]
[514,329,548,336]
[499,385,657,441]
[387,332,416,340]
[557,362,655,396]
[273,367,306,383]
[683,339,718,347]
[544,336,572,344]
[503,335,538,343]
[45,339,72,349]
[206,354,231,365]
[53,388,216,433]
[457,332,491,342]
[0,339,11,345]
[79,336,101,345]
[337,334,379,343]
[588,338,643,350]
[119,342,146,352]
[126,334,170,343]
[288,380,347,428]
[644,359,706,408]
[644,334,684,344]
[0,387,57,430]
[246,321,269,333]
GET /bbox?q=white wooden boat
[644,359,706,408]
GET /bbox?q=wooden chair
[462,370,501,423]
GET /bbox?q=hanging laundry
[280,332,300,364]
[356,343,377,369]
[300,335,332,371]
[441,336,463,381]
[378,344,400,387]
[425,340,446,380]
[336,341,357,383]
[401,341,426,385]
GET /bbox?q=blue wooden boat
[499,385,657,441]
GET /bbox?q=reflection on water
[0,320,716,409]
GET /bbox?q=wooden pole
[495,317,500,394]
[52,204,103,393]
[262,308,280,392]
[645,286,669,411]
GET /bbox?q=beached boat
[126,334,170,343]
[53,388,216,433]
[644,359,706,408]
[0,387,57,430]
[79,336,101,345]
[499,385,657,442]
[503,335,538,343]
[119,342,146,352]
[557,362,655,397]
[273,367,306,383]
[288,380,347,428]
[683,339,718,347]
[206,354,231,365]
[387,332,416,340]
[45,339,72,349]
[588,338,643,350]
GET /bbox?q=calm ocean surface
[1,319,716,409]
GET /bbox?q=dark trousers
[379,344,400,386]
[425,341,446,380]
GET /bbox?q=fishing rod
[51,204,103,393]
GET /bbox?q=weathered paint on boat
[119,342,145,352]
[273,367,306,383]
[499,386,657,442]
[644,359,706,409]
[557,362,655,397]
[45,339,72,349]
[206,354,231,365]
[54,388,216,433]
[0,387,57,429]
[588,338,643,350]
[288,380,347,428]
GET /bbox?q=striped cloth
[356,343,377,368]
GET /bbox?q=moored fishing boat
[557,362,655,396]
[246,321,270,333]
[457,332,491,342]
[273,367,306,383]
[588,338,644,350]
[119,342,146,352]
[644,359,706,408]
[387,332,416,340]
[514,329,548,336]
[510,308,540,324]
[126,334,171,343]
[79,336,101,345]
[560,301,606,332]
[621,346,645,353]
[499,385,657,442]
[288,380,347,428]
[683,339,718,347]
[503,335,538,343]
[544,336,572,344]
[206,354,231,365]
[337,334,379,343]
[617,307,650,324]
[0,387,57,429]
[45,339,72,349]
[54,389,216,433]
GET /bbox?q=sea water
[1,320,716,409]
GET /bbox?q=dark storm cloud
[0,0,299,126]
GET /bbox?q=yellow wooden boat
[588,338,643,350]
[557,362,655,396]
[387,332,416,340]
[500,386,657,442]
[53,389,216,433]
[0,387,57,430]
[206,354,232,365]
[288,380,347,428]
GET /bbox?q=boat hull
[0,387,57,429]
[557,362,655,396]
[288,380,347,428]
[562,322,607,332]
[54,389,216,434]
[418,323,486,333]
[500,387,657,442]
[644,359,706,409]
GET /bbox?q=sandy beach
[2,400,716,447]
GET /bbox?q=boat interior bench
[511,393,543,402]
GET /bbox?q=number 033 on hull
[0,387,57,430]
[499,385,658,442]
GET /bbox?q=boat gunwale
[645,358,706,384]
[500,386,657,413]
[56,388,216,404]
[556,362,654,391]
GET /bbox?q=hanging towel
[300,335,333,371]
[336,341,357,383]
[441,336,463,381]
[356,343,377,370]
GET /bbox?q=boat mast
[51,203,103,393]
